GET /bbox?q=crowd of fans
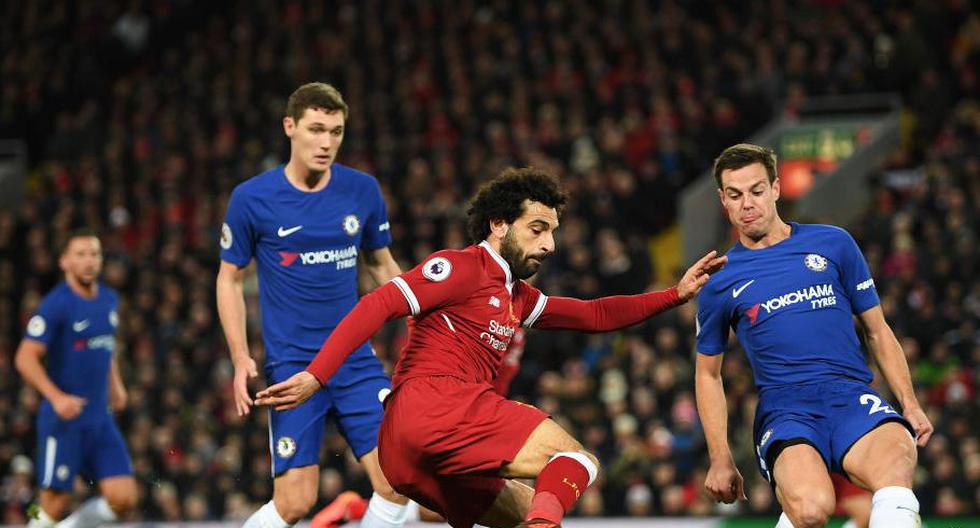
[0,0,977,521]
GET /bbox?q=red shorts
[378,376,548,528]
[832,473,870,514]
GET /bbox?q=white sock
[360,493,408,528]
[842,521,858,528]
[55,498,116,528]
[775,512,795,528]
[869,486,920,528]
[27,508,57,528]
[403,500,420,522]
[243,500,291,528]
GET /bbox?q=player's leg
[476,480,535,528]
[328,352,420,528]
[57,418,136,528]
[245,364,333,527]
[833,473,871,528]
[502,419,599,527]
[771,443,836,528]
[841,422,918,528]
[832,383,919,528]
[29,423,81,527]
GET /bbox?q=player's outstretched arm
[15,339,87,420]
[216,261,259,416]
[531,250,727,332]
[255,281,412,410]
[696,352,746,504]
[858,305,934,446]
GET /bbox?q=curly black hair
[465,167,568,244]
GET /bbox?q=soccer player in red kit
[256,167,726,528]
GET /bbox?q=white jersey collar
[479,240,513,292]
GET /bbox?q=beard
[500,229,546,280]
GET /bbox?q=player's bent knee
[105,490,137,516]
[783,489,834,528]
[275,489,318,523]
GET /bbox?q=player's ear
[489,218,509,240]
[283,116,295,138]
[772,177,781,202]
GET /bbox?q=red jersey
[307,242,684,387]
[492,328,525,396]
[389,242,544,385]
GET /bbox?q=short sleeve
[220,186,256,267]
[360,178,392,250]
[24,296,61,347]
[695,285,730,356]
[837,229,880,314]
[389,250,480,316]
[515,280,548,328]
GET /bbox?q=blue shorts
[36,415,133,491]
[267,346,391,476]
[753,380,913,485]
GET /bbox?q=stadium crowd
[1,0,978,521]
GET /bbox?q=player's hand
[254,371,320,411]
[52,392,87,420]
[705,458,746,504]
[233,356,259,416]
[904,405,934,447]
[677,250,728,301]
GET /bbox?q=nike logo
[72,320,90,332]
[277,225,303,237]
[732,280,755,298]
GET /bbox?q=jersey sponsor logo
[76,334,115,351]
[278,245,358,269]
[343,214,360,236]
[276,437,297,458]
[220,223,233,249]
[804,253,828,272]
[277,225,303,237]
[72,320,90,332]
[856,278,875,291]
[422,257,452,282]
[732,279,755,298]
[378,222,390,232]
[489,296,501,308]
[27,315,46,337]
[109,310,118,328]
[481,319,516,351]
[746,304,762,324]
[760,283,836,315]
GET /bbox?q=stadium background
[0,0,977,525]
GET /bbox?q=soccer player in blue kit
[695,144,933,528]
[16,229,136,528]
[216,82,422,528]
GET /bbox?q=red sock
[526,455,592,524]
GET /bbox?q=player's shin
[54,498,116,528]
[526,452,598,525]
[868,487,920,528]
[243,500,292,528]
[360,493,410,528]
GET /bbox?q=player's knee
[787,494,834,528]
[105,489,137,516]
[276,490,317,524]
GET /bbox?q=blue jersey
[696,223,880,389]
[25,282,119,425]
[220,164,392,367]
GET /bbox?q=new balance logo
[489,296,501,308]
[277,225,303,237]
